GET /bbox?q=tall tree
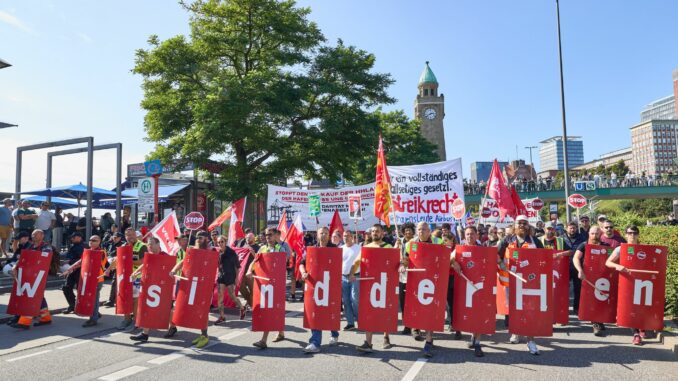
[134,0,394,200]
[351,109,440,185]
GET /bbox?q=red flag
[286,215,306,280]
[486,159,515,221]
[150,211,181,254]
[373,135,392,227]
[277,211,288,241]
[227,197,247,246]
[328,210,344,238]
[510,186,527,218]
[208,197,246,232]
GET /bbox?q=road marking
[401,358,428,381]
[57,340,92,350]
[148,353,185,365]
[98,366,148,381]
[218,330,247,341]
[6,350,52,362]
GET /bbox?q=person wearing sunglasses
[599,220,626,248]
[605,225,646,345]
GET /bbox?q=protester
[2,231,30,275]
[34,202,56,244]
[62,235,107,327]
[250,227,284,349]
[578,215,591,235]
[108,228,148,331]
[562,221,586,315]
[393,222,416,336]
[484,226,501,247]
[442,232,461,338]
[215,235,247,324]
[210,230,219,248]
[605,224,646,345]
[130,237,170,343]
[341,230,360,331]
[573,226,610,337]
[0,198,13,257]
[600,220,626,248]
[100,213,115,233]
[103,232,125,307]
[331,230,343,246]
[301,226,339,353]
[238,232,259,306]
[10,230,54,329]
[62,232,86,314]
[450,226,485,357]
[496,215,544,355]
[534,221,545,238]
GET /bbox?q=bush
[638,226,678,317]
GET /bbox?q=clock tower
[414,61,446,160]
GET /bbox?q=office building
[640,95,675,123]
[470,161,507,182]
[573,147,633,172]
[630,120,678,176]
[539,136,584,172]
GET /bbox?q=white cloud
[0,10,37,36]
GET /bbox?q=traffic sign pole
[153,174,160,225]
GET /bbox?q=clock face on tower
[424,108,437,120]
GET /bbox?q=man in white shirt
[34,202,56,243]
[341,230,360,330]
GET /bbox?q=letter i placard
[7,250,53,316]
[617,244,667,330]
[508,248,554,337]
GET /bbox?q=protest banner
[578,245,618,323]
[478,197,543,227]
[75,249,104,317]
[173,248,220,329]
[508,248,554,337]
[357,247,400,333]
[115,246,134,315]
[252,251,286,332]
[452,245,497,335]
[7,250,52,317]
[552,254,570,324]
[403,242,450,331]
[303,247,342,330]
[136,254,176,329]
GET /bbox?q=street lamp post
[556,0,572,223]
[524,146,538,168]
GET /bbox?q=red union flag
[136,253,176,330]
[7,250,52,317]
[150,211,181,254]
[578,244,618,323]
[617,244,668,330]
[75,250,104,317]
[403,242,450,331]
[508,248,554,337]
[452,245,497,335]
[303,247,342,330]
[486,159,515,220]
[358,247,400,333]
[115,246,134,315]
[373,135,392,226]
[552,254,570,324]
[173,248,219,329]
[252,251,286,332]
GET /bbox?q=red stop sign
[451,198,466,220]
[531,198,544,211]
[481,207,492,218]
[184,212,205,230]
[567,194,587,209]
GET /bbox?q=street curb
[658,318,678,355]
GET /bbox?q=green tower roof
[418,61,438,85]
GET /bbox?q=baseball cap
[580,215,590,221]
[544,221,555,229]
[70,232,83,239]
[196,230,210,238]
[112,232,124,238]
[15,231,30,239]
[597,214,608,222]
[2,198,11,203]
[515,215,529,223]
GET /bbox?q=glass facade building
[539,136,584,172]
[640,95,676,123]
[470,161,508,182]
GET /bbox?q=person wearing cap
[0,198,14,257]
[605,224,647,345]
[61,232,86,314]
[10,230,54,329]
[15,199,37,236]
[104,232,125,307]
[2,231,31,276]
[62,235,108,327]
[578,215,591,236]
[496,215,544,355]
[540,222,568,252]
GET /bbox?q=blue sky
[1,0,677,192]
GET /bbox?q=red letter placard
[7,250,52,316]
[252,251,286,332]
[136,254,176,329]
[508,248,554,337]
[578,244,618,323]
[617,244,668,330]
[403,242,450,331]
[75,249,104,317]
[452,245,497,335]
[115,246,134,315]
[303,247,342,330]
[357,247,400,333]
[552,254,570,324]
[173,248,219,329]
[496,277,509,316]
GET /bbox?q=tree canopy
[134,0,394,200]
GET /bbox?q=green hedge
[638,226,678,317]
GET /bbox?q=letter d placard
[303,247,342,330]
[357,247,400,333]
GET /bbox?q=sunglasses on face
[603,226,613,230]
